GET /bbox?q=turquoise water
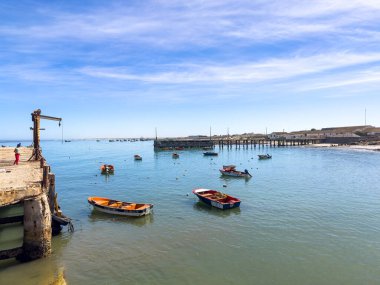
[1,141,380,284]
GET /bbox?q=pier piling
[17,194,52,261]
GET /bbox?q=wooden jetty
[216,138,321,149]
[0,109,69,262]
[0,147,59,261]
[154,137,321,150]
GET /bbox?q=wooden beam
[0,247,23,260]
[0,215,23,224]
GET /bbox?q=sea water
[1,140,380,285]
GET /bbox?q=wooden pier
[154,138,320,150]
[0,147,65,262]
[216,138,321,148]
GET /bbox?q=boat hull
[92,204,152,216]
[197,195,240,209]
[219,170,251,178]
[258,155,271,159]
[203,152,218,156]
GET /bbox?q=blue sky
[1,0,380,139]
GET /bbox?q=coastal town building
[364,127,380,136]
[269,125,376,140]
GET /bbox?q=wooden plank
[0,247,23,260]
[0,215,23,224]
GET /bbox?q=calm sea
[1,140,380,285]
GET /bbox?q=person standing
[14,146,20,165]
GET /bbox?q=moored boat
[203,151,218,156]
[100,164,114,174]
[88,197,153,216]
[220,165,251,178]
[192,188,241,209]
[258,154,272,159]
[134,154,142,160]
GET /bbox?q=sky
[1,0,380,139]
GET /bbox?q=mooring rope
[67,219,74,233]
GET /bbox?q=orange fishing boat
[192,188,241,209]
[88,197,153,216]
[100,164,114,174]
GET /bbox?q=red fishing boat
[100,164,114,174]
[192,188,241,209]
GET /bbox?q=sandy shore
[305,143,380,152]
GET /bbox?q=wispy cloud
[1,0,380,48]
[79,52,380,85]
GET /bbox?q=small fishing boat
[175,147,184,150]
[88,197,153,216]
[258,154,272,159]
[219,165,251,178]
[172,153,179,158]
[203,151,218,156]
[100,164,114,174]
[193,188,241,210]
[134,154,142,160]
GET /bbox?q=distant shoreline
[304,143,380,152]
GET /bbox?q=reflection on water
[219,175,252,183]
[193,201,241,217]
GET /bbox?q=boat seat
[125,203,136,209]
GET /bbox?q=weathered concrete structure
[0,147,54,261]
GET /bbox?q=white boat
[219,165,251,178]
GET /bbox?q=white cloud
[79,52,380,85]
[1,0,379,47]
